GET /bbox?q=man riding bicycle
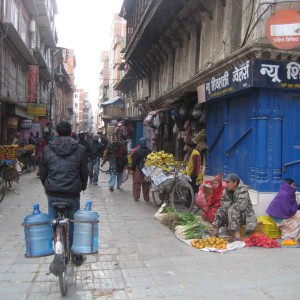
[39,121,88,269]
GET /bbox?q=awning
[100,97,124,107]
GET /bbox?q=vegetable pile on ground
[191,237,228,249]
[281,239,298,246]
[243,233,280,248]
[155,205,211,239]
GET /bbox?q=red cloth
[203,184,224,223]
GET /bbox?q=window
[11,1,19,30]
[10,58,17,93]
[20,14,29,44]
[19,69,26,98]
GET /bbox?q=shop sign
[27,103,47,116]
[253,60,300,90]
[28,65,39,103]
[7,117,19,129]
[38,118,50,125]
[20,119,32,129]
[205,59,300,101]
[205,61,252,100]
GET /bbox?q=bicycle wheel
[151,191,165,207]
[170,180,195,212]
[59,226,69,296]
[99,158,109,173]
[0,168,7,204]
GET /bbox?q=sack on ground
[122,168,129,183]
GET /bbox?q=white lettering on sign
[260,64,281,82]
[270,23,300,37]
[232,61,250,82]
[211,71,229,92]
[287,62,300,80]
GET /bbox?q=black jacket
[132,146,151,171]
[40,136,88,198]
[88,141,103,159]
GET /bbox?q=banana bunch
[144,151,176,168]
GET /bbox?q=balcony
[23,0,58,47]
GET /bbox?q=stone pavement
[0,170,299,300]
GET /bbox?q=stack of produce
[243,233,280,248]
[0,145,19,161]
[174,221,209,240]
[144,151,175,170]
[191,237,228,249]
[23,144,35,151]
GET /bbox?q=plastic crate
[256,216,281,239]
[240,216,281,238]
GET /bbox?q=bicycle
[0,161,18,204]
[151,164,195,212]
[49,201,72,296]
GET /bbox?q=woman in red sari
[203,173,224,223]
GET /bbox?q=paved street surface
[0,170,299,300]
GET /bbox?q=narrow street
[0,170,299,300]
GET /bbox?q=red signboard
[28,65,39,102]
[266,10,300,50]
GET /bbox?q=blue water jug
[22,204,53,257]
[72,201,99,254]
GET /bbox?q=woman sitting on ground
[202,173,224,223]
[266,178,300,239]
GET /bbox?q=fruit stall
[0,145,20,183]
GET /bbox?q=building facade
[0,0,75,143]
[118,0,300,213]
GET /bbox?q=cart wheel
[171,181,194,212]
[0,172,7,204]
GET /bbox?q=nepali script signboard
[205,59,300,101]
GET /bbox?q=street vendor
[184,140,202,193]
[211,173,257,241]
[202,173,224,223]
[266,178,300,239]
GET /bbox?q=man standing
[184,140,202,193]
[131,138,151,202]
[211,173,257,241]
[78,131,90,153]
[87,134,103,185]
[39,121,88,266]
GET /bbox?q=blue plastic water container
[22,204,53,257]
[72,201,99,254]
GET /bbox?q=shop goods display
[281,239,297,246]
[243,233,280,248]
[191,237,228,249]
[144,151,176,169]
[0,145,19,161]
[154,204,211,239]
[255,216,281,239]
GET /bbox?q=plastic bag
[195,185,206,209]
[122,168,129,183]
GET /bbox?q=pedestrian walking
[39,121,88,266]
[131,138,151,202]
[101,134,127,191]
[87,134,103,185]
